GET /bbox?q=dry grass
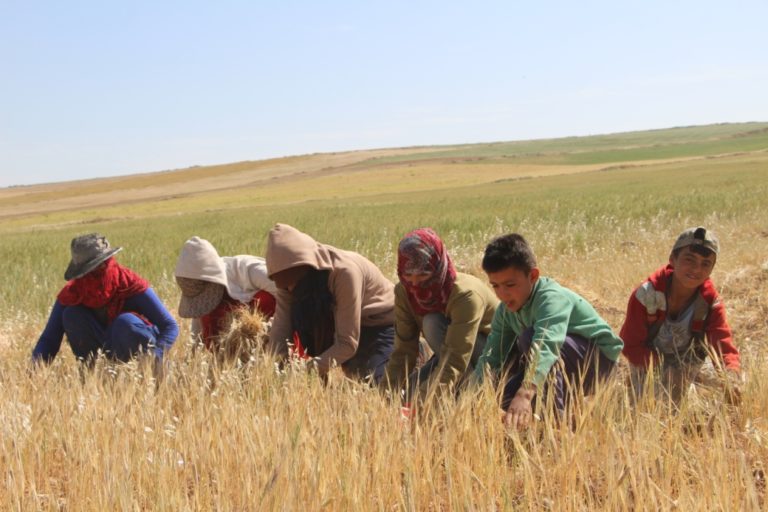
[2,335,766,510]
[1,123,768,510]
[2,218,766,510]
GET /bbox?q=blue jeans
[408,312,487,399]
[62,305,159,362]
[342,324,395,384]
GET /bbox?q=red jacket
[620,265,739,371]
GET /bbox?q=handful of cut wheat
[214,306,270,363]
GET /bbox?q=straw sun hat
[175,277,226,318]
[174,236,231,318]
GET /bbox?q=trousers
[62,305,159,362]
[342,324,395,384]
[501,327,615,412]
[407,312,487,399]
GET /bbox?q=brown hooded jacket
[265,224,395,370]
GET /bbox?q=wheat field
[1,124,767,510]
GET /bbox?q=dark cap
[672,227,719,255]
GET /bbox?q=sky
[1,1,767,187]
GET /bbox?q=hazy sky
[2,1,766,187]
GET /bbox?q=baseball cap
[672,226,719,255]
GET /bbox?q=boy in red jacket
[620,227,741,405]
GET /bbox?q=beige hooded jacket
[265,224,394,370]
[175,236,278,301]
[175,236,278,340]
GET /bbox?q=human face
[486,266,539,312]
[669,246,716,292]
[401,272,432,287]
[270,266,310,292]
[81,261,109,279]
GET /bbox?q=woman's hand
[503,384,536,430]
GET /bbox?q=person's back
[323,245,396,329]
[174,236,278,351]
[265,223,395,382]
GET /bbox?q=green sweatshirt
[474,276,623,387]
[386,272,499,396]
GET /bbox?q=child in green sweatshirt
[474,233,623,430]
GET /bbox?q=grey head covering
[64,233,123,281]
[672,226,720,255]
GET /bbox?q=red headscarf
[397,228,457,316]
[57,257,149,323]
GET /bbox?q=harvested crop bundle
[213,306,270,363]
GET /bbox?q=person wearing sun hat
[32,233,179,367]
[620,226,741,406]
[174,236,278,350]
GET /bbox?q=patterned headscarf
[58,257,149,323]
[397,228,457,316]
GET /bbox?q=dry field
[1,123,767,510]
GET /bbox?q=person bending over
[385,228,498,405]
[474,234,623,430]
[33,233,178,370]
[265,223,395,383]
[174,236,277,351]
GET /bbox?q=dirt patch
[0,147,439,221]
